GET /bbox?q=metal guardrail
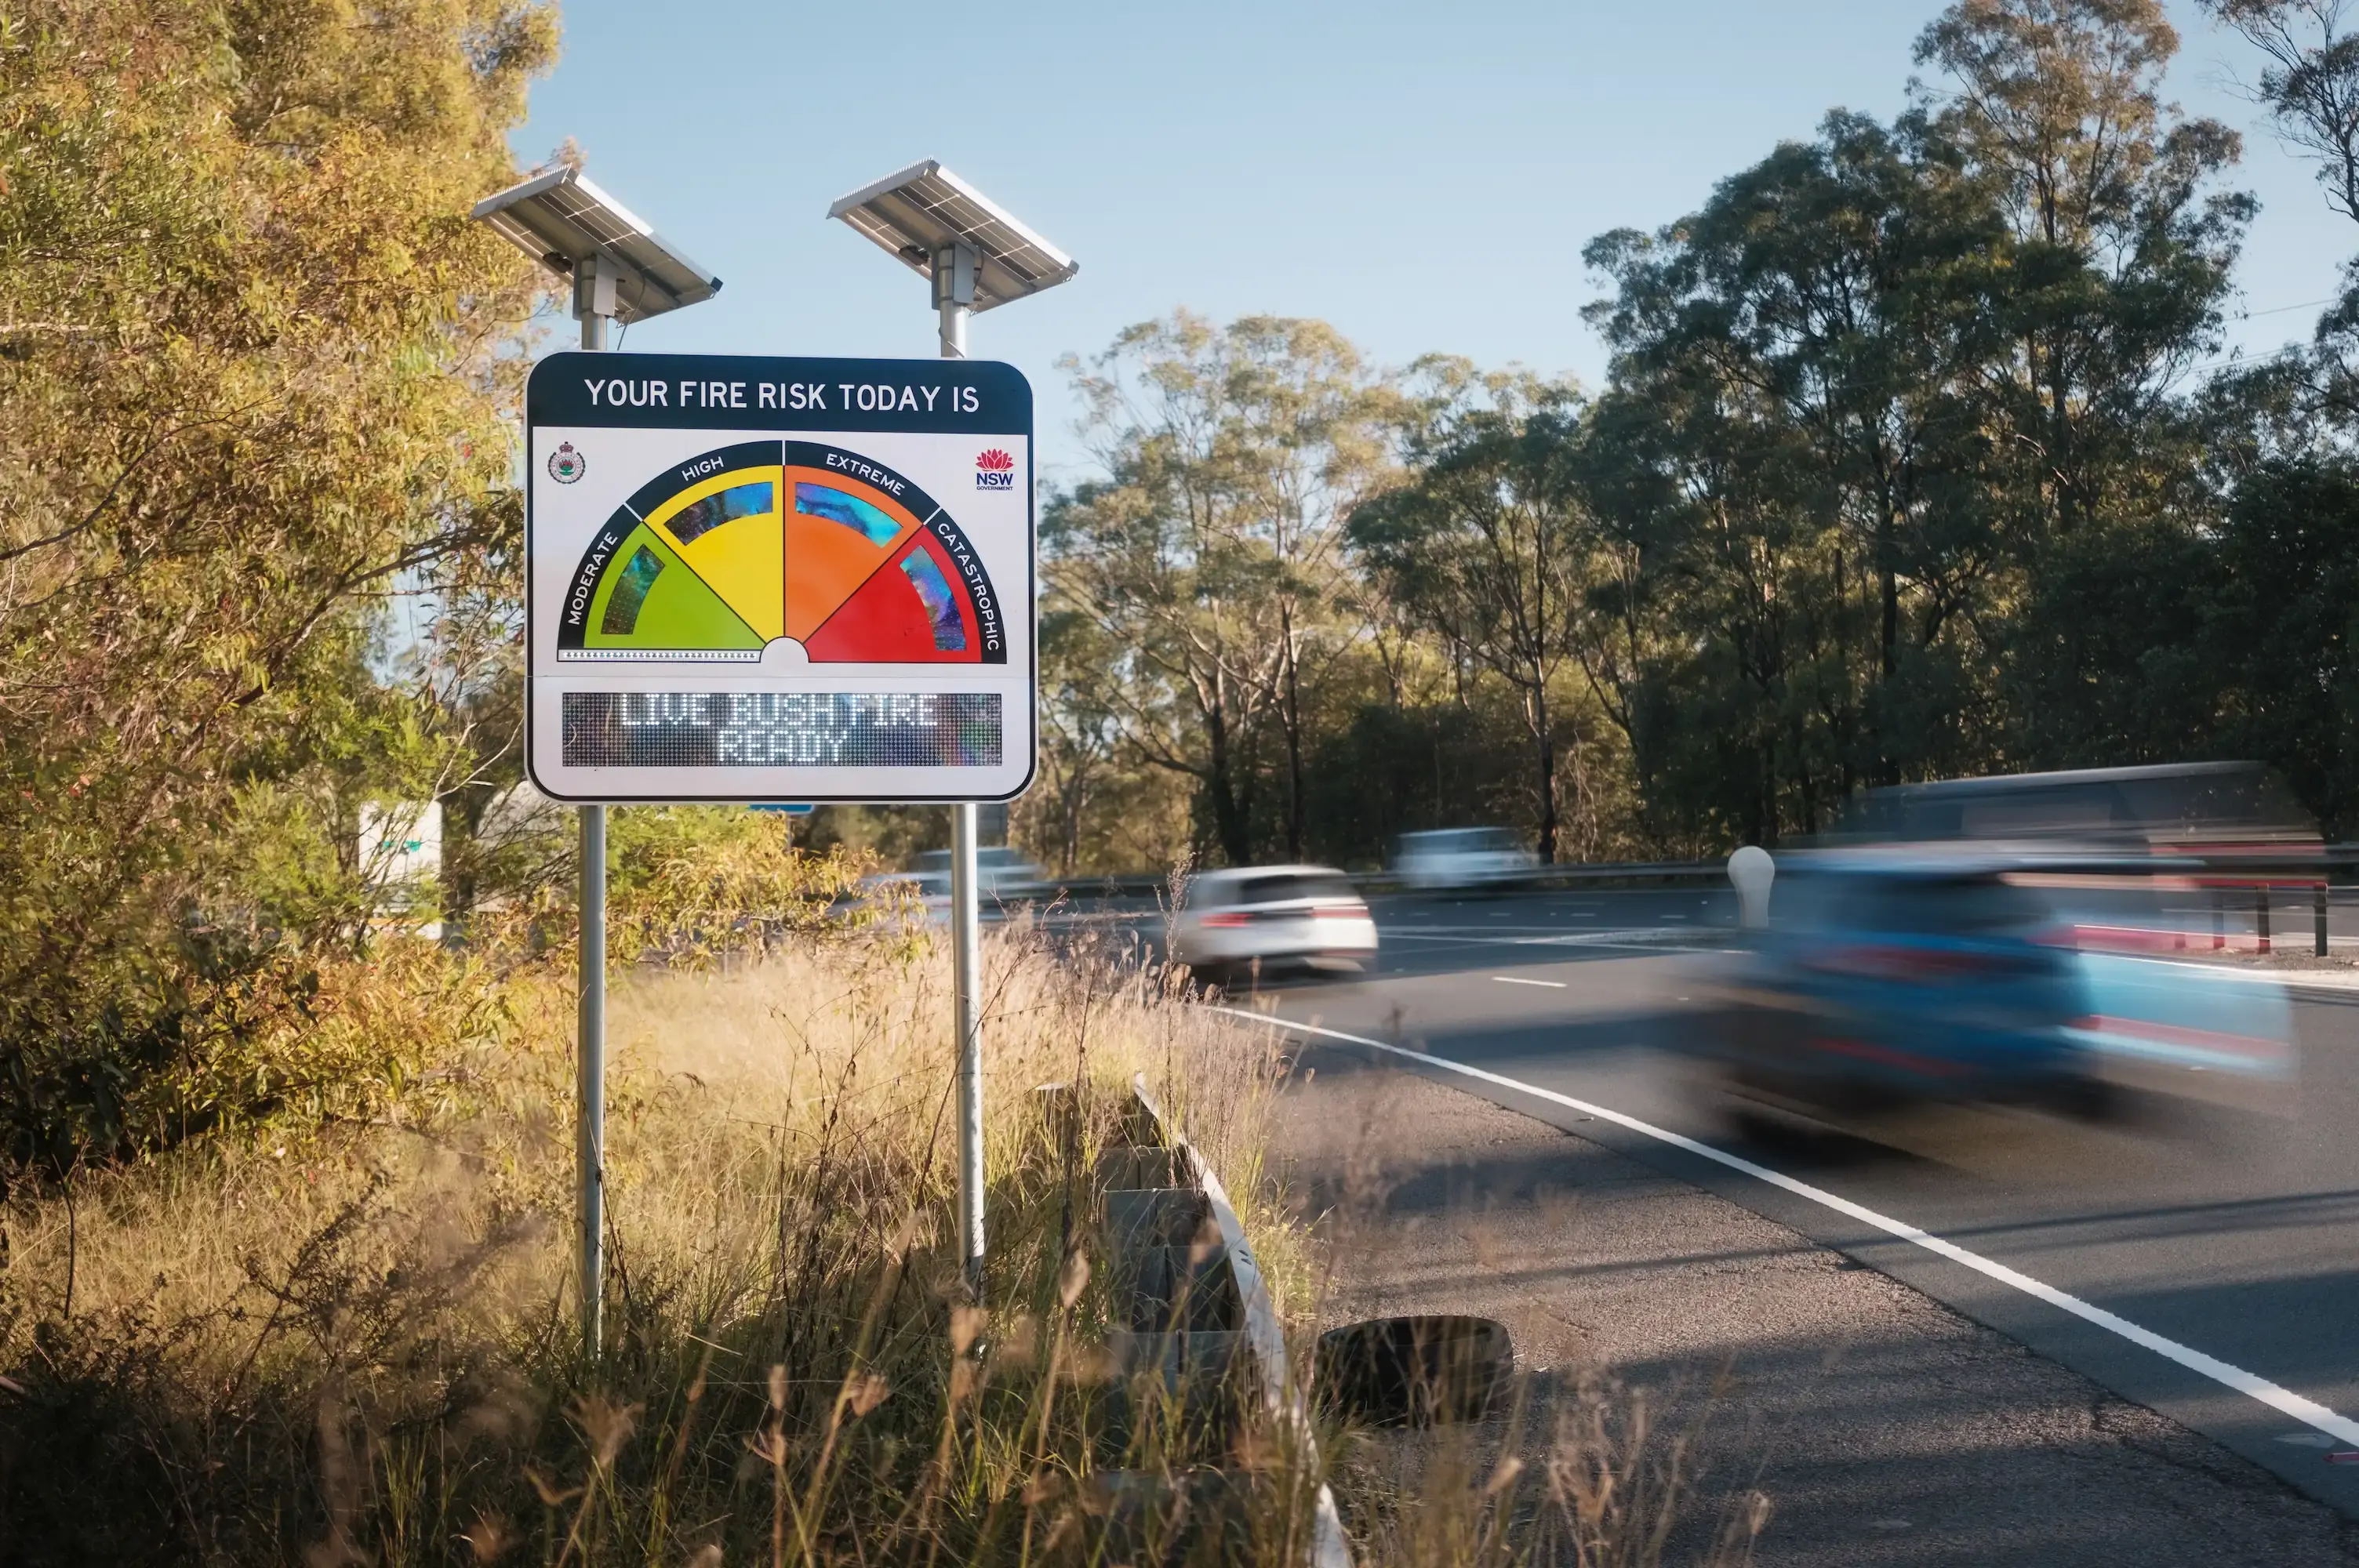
[881,841,2359,906]
[1357,858,1730,895]
[885,843,2359,956]
[903,858,1736,905]
[1096,1074,1353,1568]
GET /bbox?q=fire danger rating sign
[525,351,1035,803]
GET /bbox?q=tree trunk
[1279,608,1306,862]
[1878,536,1900,787]
[1527,678,1559,864]
[1795,720,1819,838]
[2048,341,2076,535]
[1058,760,1086,877]
[1202,704,1251,869]
[436,782,484,951]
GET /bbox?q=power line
[2230,296,2339,321]
[2189,341,2309,378]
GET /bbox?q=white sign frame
[525,351,1035,804]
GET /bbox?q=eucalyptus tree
[1219,319,1404,859]
[2201,1,2359,226]
[1572,0,2254,840]
[1044,314,1396,866]
[1913,0,2249,538]
[1584,109,2008,817]
[1347,381,1602,862]
[1911,0,2252,759]
[1027,607,1128,877]
[2198,1,2359,423]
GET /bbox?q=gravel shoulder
[1274,1052,2359,1567]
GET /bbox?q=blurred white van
[1393,827,1539,892]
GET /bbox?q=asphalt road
[1276,1058,2358,1565]
[1219,884,2359,1519]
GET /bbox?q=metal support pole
[951,801,983,1294]
[2317,881,2331,958]
[936,243,973,359]
[577,803,607,1353]
[936,242,984,1296]
[575,271,613,1355]
[2257,884,2272,956]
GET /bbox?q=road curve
[1230,886,2359,1519]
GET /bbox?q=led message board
[526,352,1034,802]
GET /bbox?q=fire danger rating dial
[557,440,1006,665]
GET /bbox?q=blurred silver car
[1174,866,1379,982]
[909,846,1046,899]
[1394,827,1539,893]
[862,847,1047,924]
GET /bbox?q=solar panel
[827,161,1078,313]
[471,169,722,325]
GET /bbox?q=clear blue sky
[515,0,2354,485]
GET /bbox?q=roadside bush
[0,795,878,1177]
[0,0,555,1184]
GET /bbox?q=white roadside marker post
[1729,844,1776,931]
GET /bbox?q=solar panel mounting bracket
[827,159,1077,314]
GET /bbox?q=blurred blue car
[1706,852,2099,1115]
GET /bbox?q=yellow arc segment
[645,466,787,641]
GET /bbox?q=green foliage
[1348,382,1623,862]
[605,808,878,965]
[0,0,556,1171]
[1568,0,2260,841]
[1043,314,1406,868]
[2202,458,2359,834]
[1021,0,2359,866]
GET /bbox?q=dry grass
[1321,1369,1772,1568]
[0,916,1305,1565]
[0,910,1764,1565]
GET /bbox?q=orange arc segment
[781,466,925,641]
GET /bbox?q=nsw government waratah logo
[547,441,587,484]
[974,448,1016,491]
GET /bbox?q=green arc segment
[570,521,762,655]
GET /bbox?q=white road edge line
[1212,1004,2359,1449]
[1490,975,1568,989]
